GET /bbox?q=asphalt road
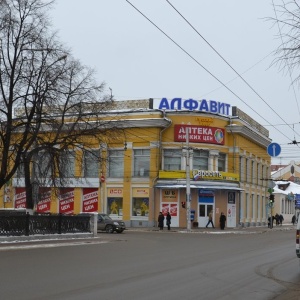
[0,229,299,300]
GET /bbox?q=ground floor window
[107,197,123,216]
[132,198,149,217]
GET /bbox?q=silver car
[97,213,126,233]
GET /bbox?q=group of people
[205,210,227,230]
[267,213,284,228]
[158,210,227,230]
[158,212,171,230]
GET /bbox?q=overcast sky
[49,0,300,165]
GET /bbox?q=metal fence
[0,213,91,236]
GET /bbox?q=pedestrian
[279,214,284,226]
[219,212,226,230]
[206,210,214,228]
[166,212,171,230]
[158,212,164,230]
[292,215,296,225]
[275,213,279,226]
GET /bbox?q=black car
[97,213,126,233]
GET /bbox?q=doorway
[198,203,214,227]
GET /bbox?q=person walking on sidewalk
[206,210,214,228]
[219,212,226,230]
[158,212,165,230]
[166,212,171,230]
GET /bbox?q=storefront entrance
[198,203,214,227]
[198,190,215,228]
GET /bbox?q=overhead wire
[125,0,293,143]
[166,0,300,140]
[271,0,300,137]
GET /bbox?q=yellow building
[2,98,272,228]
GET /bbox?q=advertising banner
[14,187,26,208]
[59,188,74,214]
[36,188,51,213]
[82,188,98,212]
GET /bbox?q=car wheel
[105,225,114,233]
[116,229,124,233]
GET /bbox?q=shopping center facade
[1,98,272,228]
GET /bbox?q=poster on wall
[59,188,74,214]
[36,188,51,213]
[14,187,26,208]
[82,188,98,212]
[169,203,178,217]
[161,203,169,215]
[227,192,236,228]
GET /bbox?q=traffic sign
[267,142,281,157]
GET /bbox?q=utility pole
[185,130,191,231]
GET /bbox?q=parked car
[97,213,126,233]
[296,214,300,259]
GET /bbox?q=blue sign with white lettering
[153,98,231,116]
[295,194,300,209]
[267,142,281,157]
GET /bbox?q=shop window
[193,149,209,170]
[107,197,123,216]
[83,149,100,178]
[133,149,150,177]
[132,198,149,217]
[108,149,124,178]
[218,153,226,171]
[163,149,181,170]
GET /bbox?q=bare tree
[271,0,300,83]
[0,0,123,209]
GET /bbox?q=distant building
[270,160,300,221]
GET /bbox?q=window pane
[36,152,51,177]
[83,150,99,178]
[163,149,181,170]
[132,198,149,217]
[218,153,226,171]
[60,151,75,177]
[107,197,123,216]
[193,150,209,170]
[108,150,124,178]
[134,149,150,177]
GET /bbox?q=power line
[125,0,293,143]
[271,0,300,122]
[166,0,300,140]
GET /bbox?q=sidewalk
[129,223,296,234]
[0,223,295,249]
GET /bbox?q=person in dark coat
[292,215,296,225]
[219,212,226,230]
[158,212,165,230]
[279,214,284,226]
[166,212,171,230]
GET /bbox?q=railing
[0,213,91,236]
